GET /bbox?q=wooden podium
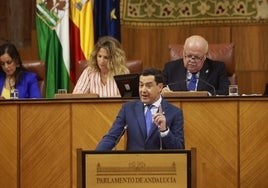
[77,149,196,188]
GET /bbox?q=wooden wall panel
[182,101,238,188]
[0,0,32,47]
[20,104,71,188]
[0,104,18,188]
[237,71,267,94]
[0,1,9,44]
[72,102,124,150]
[72,102,124,187]
[240,101,268,188]
[232,25,268,71]
[19,30,39,60]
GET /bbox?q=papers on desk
[241,94,263,96]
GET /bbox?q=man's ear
[158,83,164,90]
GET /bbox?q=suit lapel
[197,60,210,90]
[180,68,188,90]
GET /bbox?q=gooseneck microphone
[165,76,216,96]
[195,74,216,96]
[165,79,188,90]
[113,125,128,150]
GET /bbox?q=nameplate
[162,91,208,97]
[54,93,99,98]
[78,149,196,188]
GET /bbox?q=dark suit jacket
[163,58,230,95]
[0,71,41,98]
[95,98,184,151]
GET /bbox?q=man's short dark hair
[141,68,163,84]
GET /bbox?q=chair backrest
[22,60,46,98]
[125,60,143,74]
[75,59,143,82]
[168,43,236,84]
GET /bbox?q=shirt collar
[144,96,162,108]
[187,71,200,79]
[151,96,162,108]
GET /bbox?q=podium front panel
[81,150,193,188]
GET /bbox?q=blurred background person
[0,43,41,99]
[73,36,129,97]
[163,35,230,95]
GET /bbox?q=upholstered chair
[23,60,46,98]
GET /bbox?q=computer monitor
[114,73,140,98]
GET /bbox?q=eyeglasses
[0,60,14,67]
[184,54,204,62]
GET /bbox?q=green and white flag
[36,0,70,98]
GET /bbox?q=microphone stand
[158,110,165,150]
[113,125,128,151]
[166,79,188,91]
[159,130,163,150]
[195,75,217,96]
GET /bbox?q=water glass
[229,85,238,96]
[58,89,67,94]
[10,89,19,99]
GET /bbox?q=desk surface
[0,95,267,104]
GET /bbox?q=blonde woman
[73,36,129,97]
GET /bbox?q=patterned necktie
[188,73,197,91]
[145,105,153,136]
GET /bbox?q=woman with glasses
[0,43,41,99]
[162,35,230,95]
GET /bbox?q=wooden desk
[0,97,267,188]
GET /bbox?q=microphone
[195,74,216,96]
[113,125,128,150]
[165,79,188,90]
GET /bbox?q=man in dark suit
[163,35,230,95]
[96,68,184,150]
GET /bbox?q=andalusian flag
[36,0,70,98]
[69,0,94,84]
